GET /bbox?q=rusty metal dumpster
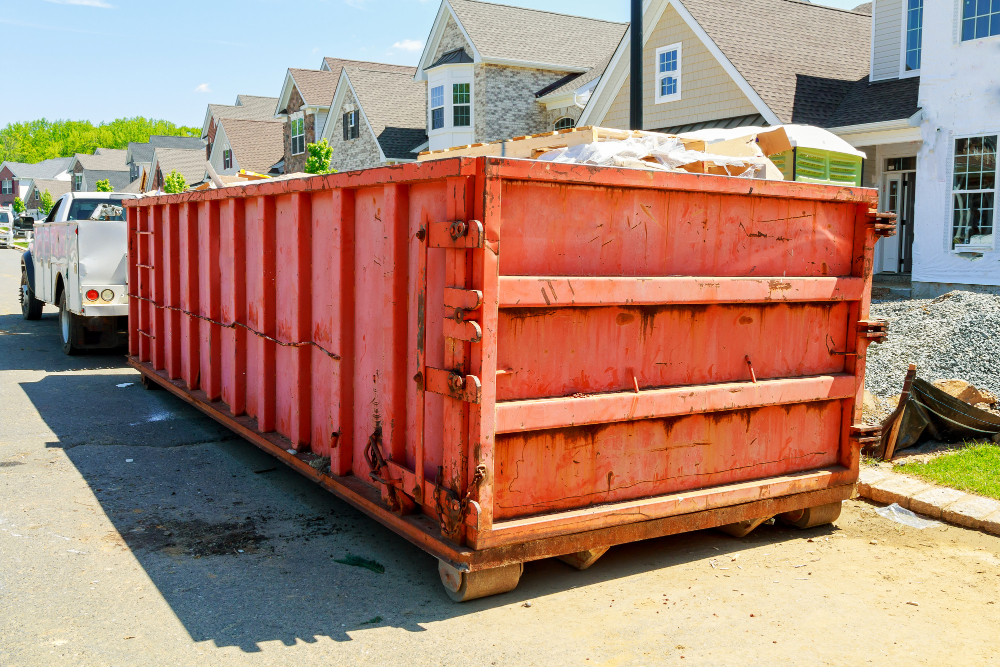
[125,157,889,600]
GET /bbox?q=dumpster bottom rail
[129,357,857,587]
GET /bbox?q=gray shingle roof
[536,53,614,98]
[152,147,207,187]
[346,67,428,160]
[288,68,340,107]
[1,157,72,179]
[323,57,416,81]
[26,178,72,201]
[448,0,627,69]
[208,96,281,123]
[127,142,155,165]
[429,48,474,69]
[683,0,871,125]
[825,75,920,128]
[86,170,132,191]
[120,178,144,194]
[75,150,128,171]
[218,118,284,174]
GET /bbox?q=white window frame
[655,43,682,104]
[960,0,1000,41]
[950,132,998,252]
[430,85,445,131]
[74,174,82,191]
[554,117,576,131]
[898,0,923,78]
[223,148,232,170]
[1,179,11,195]
[290,115,305,155]
[426,64,474,139]
[452,82,472,128]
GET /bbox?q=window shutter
[351,112,359,139]
[343,114,349,141]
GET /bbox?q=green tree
[0,116,200,164]
[95,179,113,192]
[12,197,24,215]
[39,190,54,215]
[163,170,186,194]
[304,139,336,175]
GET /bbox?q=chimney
[629,0,643,131]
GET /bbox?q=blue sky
[2,0,864,128]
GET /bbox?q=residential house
[274,68,342,173]
[413,0,627,151]
[22,179,71,218]
[907,0,1000,295]
[208,118,284,177]
[0,157,72,209]
[320,65,427,172]
[126,135,205,186]
[68,149,130,192]
[202,94,280,161]
[145,147,208,193]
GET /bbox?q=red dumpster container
[126,157,888,600]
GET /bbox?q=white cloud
[42,0,114,7]
[392,39,424,52]
[194,83,212,93]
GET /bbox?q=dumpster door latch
[434,464,486,544]
[363,425,416,516]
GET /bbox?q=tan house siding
[872,0,903,81]
[328,90,383,173]
[434,16,473,62]
[599,5,758,130]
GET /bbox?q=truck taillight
[86,290,99,301]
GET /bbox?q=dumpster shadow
[19,370,845,652]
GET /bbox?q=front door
[881,175,902,272]
[879,169,916,273]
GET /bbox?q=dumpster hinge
[865,209,897,238]
[424,367,482,403]
[434,464,486,544]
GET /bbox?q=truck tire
[20,268,43,320]
[59,291,81,355]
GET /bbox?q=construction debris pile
[865,290,1000,400]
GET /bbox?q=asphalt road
[2,245,999,666]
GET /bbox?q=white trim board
[579,0,780,127]
[414,0,481,82]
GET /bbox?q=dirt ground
[2,249,1000,666]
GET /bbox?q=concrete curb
[858,467,1000,534]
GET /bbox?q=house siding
[474,65,569,143]
[283,86,315,174]
[601,5,759,130]
[328,90,383,173]
[545,105,584,130]
[872,0,903,81]
[73,163,84,191]
[0,166,17,208]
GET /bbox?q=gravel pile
[865,290,1000,398]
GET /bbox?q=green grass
[895,442,1000,500]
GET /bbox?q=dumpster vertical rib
[180,202,201,390]
[412,196,428,501]
[150,205,165,369]
[385,184,410,464]
[310,191,334,453]
[137,206,151,362]
[256,195,277,432]
[164,204,182,380]
[220,198,247,414]
[288,192,313,446]
[127,205,139,357]
[333,188,356,475]
[200,200,223,401]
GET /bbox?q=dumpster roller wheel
[439,560,523,602]
[779,501,842,529]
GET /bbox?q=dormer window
[431,86,445,130]
[904,0,922,72]
[655,43,682,103]
[223,149,232,170]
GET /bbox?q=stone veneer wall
[433,16,472,62]
[282,86,316,174]
[328,90,383,173]
[475,65,569,143]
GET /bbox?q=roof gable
[150,147,207,187]
[217,118,284,174]
[345,68,428,160]
[202,95,280,136]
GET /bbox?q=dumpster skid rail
[126,157,886,601]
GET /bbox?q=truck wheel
[20,269,43,320]
[59,292,81,355]
[779,502,843,529]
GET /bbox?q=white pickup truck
[20,192,138,354]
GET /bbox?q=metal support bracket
[428,219,485,248]
[866,209,897,238]
[425,367,482,403]
[850,423,882,456]
[858,319,888,343]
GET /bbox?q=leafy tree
[0,116,200,164]
[304,139,336,175]
[12,197,24,215]
[40,190,54,215]
[163,170,186,194]
[95,179,113,192]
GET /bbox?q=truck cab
[21,192,138,354]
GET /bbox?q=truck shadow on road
[0,312,129,373]
[20,372,839,653]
